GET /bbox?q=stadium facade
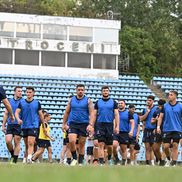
[0,13,121,79]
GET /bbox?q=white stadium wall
[0,64,119,79]
[0,13,121,79]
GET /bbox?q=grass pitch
[0,163,181,182]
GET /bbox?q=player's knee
[94,140,98,147]
[6,139,12,145]
[172,142,178,149]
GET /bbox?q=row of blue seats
[153,76,182,82]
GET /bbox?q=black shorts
[129,137,137,145]
[142,129,155,144]
[68,123,88,137]
[95,122,113,145]
[6,124,21,136]
[134,142,140,151]
[113,132,129,145]
[87,146,94,155]
[22,128,39,138]
[63,131,69,145]
[38,139,51,148]
[163,131,182,143]
[154,133,163,143]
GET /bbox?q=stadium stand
[152,76,182,102]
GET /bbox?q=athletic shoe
[164,159,170,167]
[130,161,135,166]
[121,160,127,166]
[159,160,165,166]
[23,157,27,164]
[170,161,176,167]
[108,160,114,166]
[114,159,121,165]
[10,157,14,164]
[70,159,77,166]
[27,158,32,164]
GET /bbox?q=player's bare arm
[157,113,163,134]
[114,109,119,134]
[2,109,8,133]
[62,99,71,131]
[3,98,14,121]
[129,119,135,137]
[15,108,22,125]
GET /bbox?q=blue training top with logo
[143,106,158,130]
[129,113,140,137]
[18,99,41,129]
[162,102,182,132]
[69,95,89,124]
[119,109,133,132]
[95,98,117,123]
[7,98,23,125]
[0,86,7,103]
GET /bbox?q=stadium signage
[0,37,120,54]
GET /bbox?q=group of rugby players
[0,84,182,166]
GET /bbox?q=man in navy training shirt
[140,95,157,165]
[0,86,14,121]
[128,104,140,165]
[2,86,23,164]
[93,86,119,165]
[113,100,134,165]
[157,90,182,167]
[151,98,166,166]
[62,84,94,166]
[15,86,45,164]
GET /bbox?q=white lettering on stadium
[0,37,119,54]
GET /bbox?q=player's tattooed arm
[157,113,164,134]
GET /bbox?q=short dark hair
[169,90,178,96]
[158,99,166,106]
[147,95,155,100]
[14,86,22,91]
[129,104,135,109]
[26,86,35,92]
[101,86,110,91]
[76,84,85,89]
[118,99,126,104]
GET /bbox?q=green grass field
[0,163,182,182]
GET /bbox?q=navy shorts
[6,124,21,136]
[134,142,140,151]
[38,139,51,148]
[163,131,182,143]
[22,128,39,138]
[142,129,155,144]
[95,122,113,145]
[87,146,94,155]
[154,133,163,143]
[68,123,88,137]
[113,132,129,145]
[129,137,137,145]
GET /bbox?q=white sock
[131,161,134,165]
[151,160,155,165]
[28,154,32,160]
